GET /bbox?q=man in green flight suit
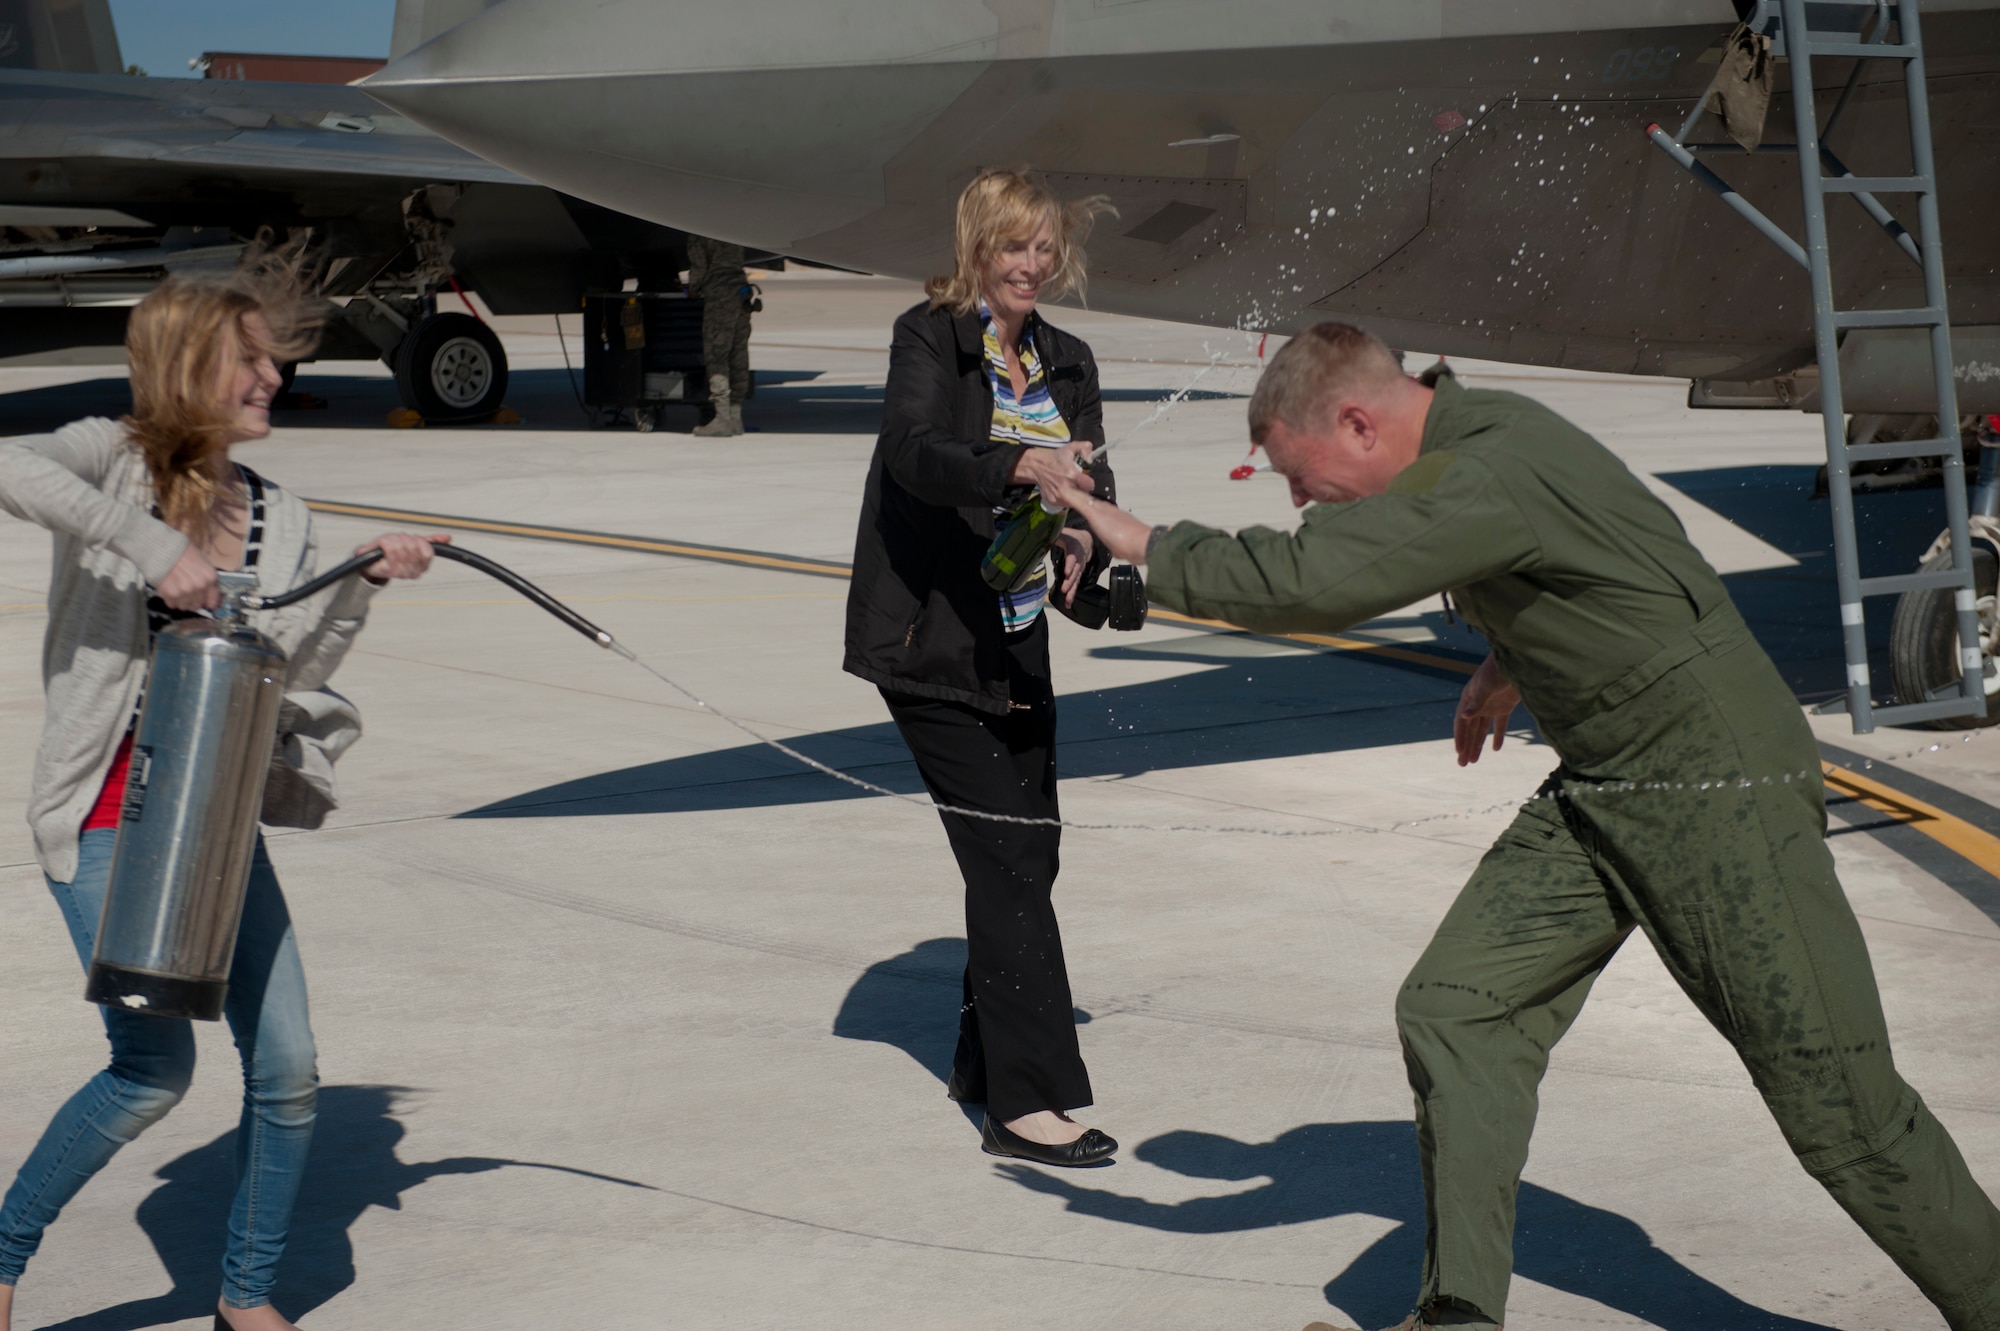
[1045,323,2000,1331]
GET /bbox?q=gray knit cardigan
[0,417,377,881]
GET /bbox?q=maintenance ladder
[1647,0,1980,732]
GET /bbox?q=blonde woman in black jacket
[843,169,1119,1166]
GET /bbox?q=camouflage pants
[700,290,751,403]
[1397,614,2000,1328]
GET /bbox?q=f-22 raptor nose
[365,0,1008,258]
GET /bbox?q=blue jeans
[0,829,317,1309]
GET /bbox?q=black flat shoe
[945,1067,987,1103]
[981,1115,1117,1166]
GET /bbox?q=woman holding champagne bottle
[841,168,1119,1165]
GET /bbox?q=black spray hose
[240,542,626,654]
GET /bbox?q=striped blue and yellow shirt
[981,303,1070,632]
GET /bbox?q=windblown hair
[122,232,323,537]
[925,168,1114,315]
[1247,322,1406,444]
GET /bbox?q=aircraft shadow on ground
[459,465,1965,824]
[0,370,1238,438]
[30,1085,651,1331]
[458,638,1476,820]
[708,383,1243,437]
[1660,464,1962,703]
[831,941,1835,1330]
[0,367,826,437]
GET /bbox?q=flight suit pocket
[1682,901,1744,1043]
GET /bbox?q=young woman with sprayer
[0,246,447,1330]
[842,168,1121,1165]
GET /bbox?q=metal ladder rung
[1820,175,1930,194]
[1846,435,1964,462]
[1860,568,1971,597]
[1832,307,1946,328]
[1807,39,1920,57]
[1868,696,1984,726]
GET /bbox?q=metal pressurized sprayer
[86,543,627,1021]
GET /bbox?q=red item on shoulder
[83,734,135,833]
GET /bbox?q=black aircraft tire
[1888,546,2000,728]
[393,313,508,421]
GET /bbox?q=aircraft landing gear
[393,312,509,421]
[1889,544,2000,728]
[1890,425,2000,728]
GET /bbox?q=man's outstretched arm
[1047,454,1538,637]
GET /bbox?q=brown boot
[691,373,742,437]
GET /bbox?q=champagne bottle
[982,490,1068,592]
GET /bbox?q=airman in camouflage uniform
[686,233,752,438]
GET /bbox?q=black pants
[880,621,1092,1121]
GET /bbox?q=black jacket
[843,300,1116,714]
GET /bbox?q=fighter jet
[0,0,701,421]
[366,0,2000,721]
[366,0,1998,387]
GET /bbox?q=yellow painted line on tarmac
[1821,761,2000,879]
[304,500,853,580]
[1144,608,1481,673]
[307,500,1483,672]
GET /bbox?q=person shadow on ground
[832,938,1094,1130]
[992,1121,1840,1331]
[834,943,1834,1329]
[32,1084,653,1331]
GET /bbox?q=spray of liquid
[549,329,1996,839]
[1082,329,1268,467]
[596,630,1944,842]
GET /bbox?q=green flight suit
[1146,374,2000,1328]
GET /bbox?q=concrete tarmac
[0,273,1995,1330]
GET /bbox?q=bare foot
[217,1301,298,1331]
[1001,1109,1086,1145]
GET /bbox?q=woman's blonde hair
[123,232,323,537]
[925,168,1114,315]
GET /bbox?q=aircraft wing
[0,67,529,188]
